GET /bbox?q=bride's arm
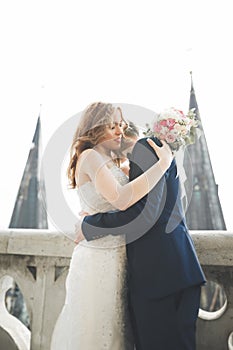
[78,139,172,211]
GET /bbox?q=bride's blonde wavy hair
[67,102,126,188]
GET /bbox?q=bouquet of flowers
[144,107,199,151]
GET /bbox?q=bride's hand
[79,211,89,218]
[147,138,173,171]
[74,211,90,244]
[74,230,85,244]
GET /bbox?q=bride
[50,102,172,350]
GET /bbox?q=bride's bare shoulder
[79,148,103,163]
[75,149,100,185]
[77,149,107,177]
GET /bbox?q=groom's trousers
[128,285,201,350]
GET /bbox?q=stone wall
[0,229,232,350]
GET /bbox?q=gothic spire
[9,115,48,229]
[183,72,226,230]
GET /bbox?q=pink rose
[166,118,176,129]
[160,120,168,127]
[165,132,176,143]
[153,123,162,133]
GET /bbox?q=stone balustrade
[0,229,232,350]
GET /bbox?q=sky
[0,0,233,231]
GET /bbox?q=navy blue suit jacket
[82,137,206,299]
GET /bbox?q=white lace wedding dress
[51,165,134,350]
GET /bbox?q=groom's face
[99,108,124,151]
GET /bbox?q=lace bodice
[77,164,129,248]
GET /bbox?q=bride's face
[98,108,124,152]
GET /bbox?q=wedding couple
[51,102,206,350]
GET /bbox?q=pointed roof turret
[183,72,226,230]
[9,115,48,229]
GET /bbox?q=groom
[78,136,206,349]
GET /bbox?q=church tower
[9,115,48,229]
[183,73,226,230]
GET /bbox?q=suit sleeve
[82,138,168,243]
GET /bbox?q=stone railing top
[191,230,233,266]
[0,229,74,258]
[0,229,233,265]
